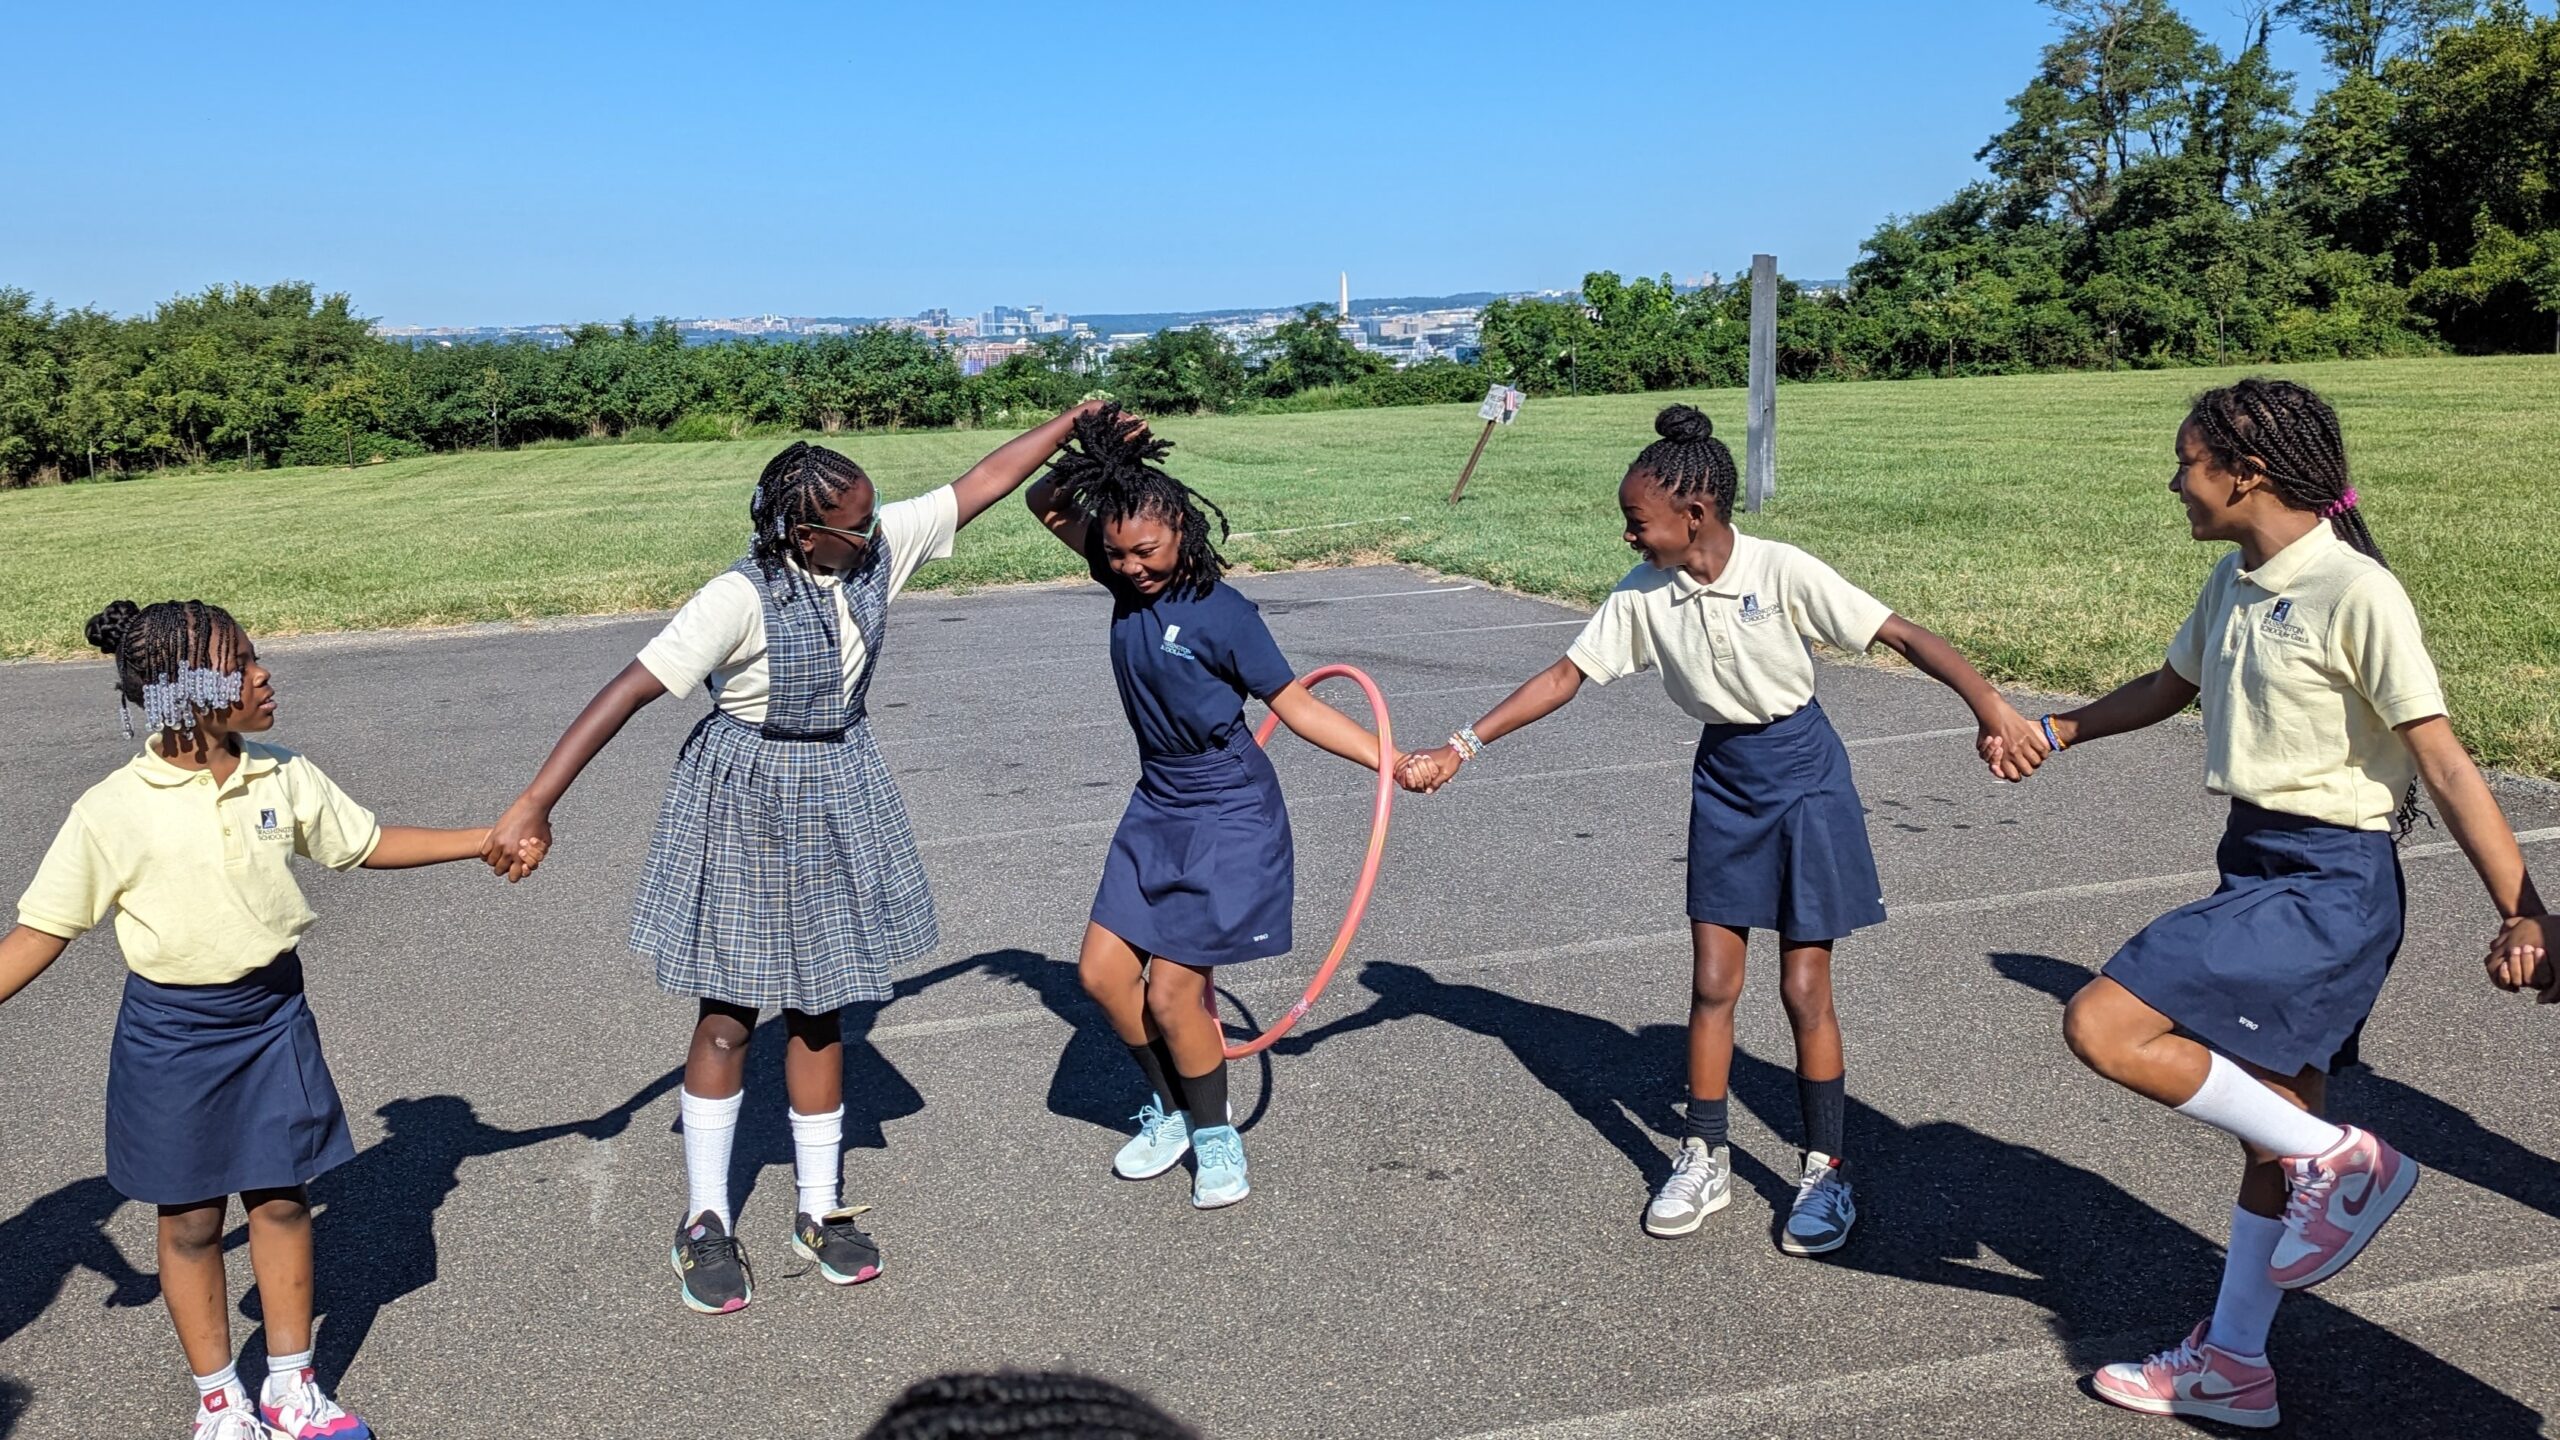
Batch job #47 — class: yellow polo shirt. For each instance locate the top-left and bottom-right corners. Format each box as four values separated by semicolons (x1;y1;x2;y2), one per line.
1568;535;1895;725
16;739;382;985
2165;525;2445;831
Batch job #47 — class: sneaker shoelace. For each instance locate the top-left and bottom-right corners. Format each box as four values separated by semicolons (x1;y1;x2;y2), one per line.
1660;1147;1716;1200
1794;1167;1847;1223
687;1228;749;1272
2144;1337;2206;1376
267;1374;351;1427
813;1210;873;1248
2282;1157;2335;1230
1196;1130;1243;1172
1131;1103;1178;1143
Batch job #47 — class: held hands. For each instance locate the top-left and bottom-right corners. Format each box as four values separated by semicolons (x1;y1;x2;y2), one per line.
1977;701;2052;784
1397;745;1464;794
484;797;554;884
2486;914;2554;1001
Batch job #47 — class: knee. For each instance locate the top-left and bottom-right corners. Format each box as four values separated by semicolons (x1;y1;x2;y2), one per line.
1078;955;1124;1004
2061;988;2119;1074
1144;974;1202;1027
160;1205;224;1256
1690;969;1743;1014
1778;967;1834;1025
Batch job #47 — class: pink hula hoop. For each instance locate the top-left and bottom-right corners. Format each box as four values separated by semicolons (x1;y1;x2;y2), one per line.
1205;664;1395;1060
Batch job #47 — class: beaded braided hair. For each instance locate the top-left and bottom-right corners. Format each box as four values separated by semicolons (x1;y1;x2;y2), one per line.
2186;378;2385;567
1627;404;1740;520
1043;403;1231;602
860;1369;1198;1440
748;441;874;587
2187;379;2426;835
86;599;247;739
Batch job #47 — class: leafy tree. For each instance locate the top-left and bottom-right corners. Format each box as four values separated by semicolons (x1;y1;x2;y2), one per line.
1106;328;1244;414
1249;306;1385;398
2276;0;2472;77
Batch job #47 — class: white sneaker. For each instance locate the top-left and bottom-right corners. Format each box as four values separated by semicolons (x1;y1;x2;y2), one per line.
1644;1139;1731;1237
191;1388;265;1440
1780;1152;1856;1255
260;1364;372;1438
1112;1100;1193;1180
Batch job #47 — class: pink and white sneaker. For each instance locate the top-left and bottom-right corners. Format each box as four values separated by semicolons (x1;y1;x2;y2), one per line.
260;1367;372;1439
2091;1321;2279;1429
2270;1125;2419;1291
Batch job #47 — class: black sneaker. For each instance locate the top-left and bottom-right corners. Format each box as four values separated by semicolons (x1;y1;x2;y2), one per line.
670;1210;754;1314
793;1207;883;1285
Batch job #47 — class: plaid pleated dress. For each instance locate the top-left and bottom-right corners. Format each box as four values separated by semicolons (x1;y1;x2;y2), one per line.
629;547;939;1011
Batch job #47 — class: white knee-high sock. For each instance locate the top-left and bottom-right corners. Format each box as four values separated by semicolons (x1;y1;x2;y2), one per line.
2174;1053;2345;1159
791;1105;844;1217
679;1088;743;1228
2207;1206;2287;1357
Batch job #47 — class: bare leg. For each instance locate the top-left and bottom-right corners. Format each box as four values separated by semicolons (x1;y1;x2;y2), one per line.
1077;922;1153;1047
1686;923;1748;1101
781;1007;843;1117
158;1198;233;1379
241;1187;314;1358
1775;939;1843;1083
685;999;756;1100
1143;959;1225;1080
2062;976;2212;1106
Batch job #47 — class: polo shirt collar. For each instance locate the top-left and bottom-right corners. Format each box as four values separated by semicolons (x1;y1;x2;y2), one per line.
1666;533;1756;601
132;735;272;787
2237;524;2339;593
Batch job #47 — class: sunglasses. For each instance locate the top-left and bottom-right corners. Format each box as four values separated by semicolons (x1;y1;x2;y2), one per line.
798;515;880;546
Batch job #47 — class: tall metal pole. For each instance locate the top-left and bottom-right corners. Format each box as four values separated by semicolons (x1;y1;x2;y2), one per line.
1745;253;1778;512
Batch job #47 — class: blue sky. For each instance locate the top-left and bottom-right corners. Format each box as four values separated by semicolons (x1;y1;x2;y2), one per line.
4;1;2340;326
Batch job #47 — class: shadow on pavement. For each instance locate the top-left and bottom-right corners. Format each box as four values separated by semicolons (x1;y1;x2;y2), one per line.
1278;954;2542;1433
963;947;1278;1136
0;1175;157;1350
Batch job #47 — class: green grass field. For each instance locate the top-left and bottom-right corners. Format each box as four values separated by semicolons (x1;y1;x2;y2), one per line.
6;356;2556;773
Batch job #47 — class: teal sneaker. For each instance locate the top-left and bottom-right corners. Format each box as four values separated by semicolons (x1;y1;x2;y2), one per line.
1113;1100;1193;1180
1190;1124;1250;1209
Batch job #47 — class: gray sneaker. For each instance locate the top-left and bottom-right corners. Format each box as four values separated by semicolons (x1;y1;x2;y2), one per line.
1644;1138;1731;1237
1781;1152;1856;1255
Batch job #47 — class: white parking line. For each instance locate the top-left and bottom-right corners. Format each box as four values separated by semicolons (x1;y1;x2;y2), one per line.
1460;1254;2560;1437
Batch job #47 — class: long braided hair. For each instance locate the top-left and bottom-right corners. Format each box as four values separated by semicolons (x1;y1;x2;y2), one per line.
748;441;873;585
85;599;247;738
2188;379;2425;834
2186;378;2385;568
861;1369;1197;1440
1043;403;1231;601
1628;404;1740;519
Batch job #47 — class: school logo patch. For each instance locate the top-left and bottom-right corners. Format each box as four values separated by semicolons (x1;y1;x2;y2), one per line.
1736;592;1783;625
1159;623;1197;661
2258;596;2310;644
255;807;289;843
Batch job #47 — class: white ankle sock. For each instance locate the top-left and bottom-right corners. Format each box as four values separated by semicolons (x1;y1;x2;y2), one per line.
2174;1053;2345;1159
791;1105;844;1217
262;1348;313;1396
194;1362;242;1400
2206;1206;2286;1357
679;1087;743;1228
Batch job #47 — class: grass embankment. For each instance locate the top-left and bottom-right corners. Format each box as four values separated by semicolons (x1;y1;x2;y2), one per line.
4;356;2554;772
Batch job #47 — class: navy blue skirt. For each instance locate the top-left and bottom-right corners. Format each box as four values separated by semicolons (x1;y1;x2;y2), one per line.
1687;700;1886;941
106;952;356;1205
2104;801;2405;1076
1091;741;1294;967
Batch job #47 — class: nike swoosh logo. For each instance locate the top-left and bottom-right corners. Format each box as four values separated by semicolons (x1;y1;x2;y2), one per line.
2187;1374;2256;1401
2336;1171;2376;1219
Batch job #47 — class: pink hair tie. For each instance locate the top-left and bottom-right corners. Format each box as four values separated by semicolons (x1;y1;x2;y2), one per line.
2321;488;2359;518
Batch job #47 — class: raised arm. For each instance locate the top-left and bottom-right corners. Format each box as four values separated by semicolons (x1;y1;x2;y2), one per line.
2049;664;2201;750
1023;471;1093;558
488;661;669;879
1872;615;2048;781
1397;656;1586;793
0;925;71;1007
952;399;1108;528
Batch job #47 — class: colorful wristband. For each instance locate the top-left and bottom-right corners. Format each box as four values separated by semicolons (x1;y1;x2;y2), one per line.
2039;715;2065;752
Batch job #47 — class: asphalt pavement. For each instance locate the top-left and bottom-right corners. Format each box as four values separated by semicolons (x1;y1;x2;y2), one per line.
2;565;2555;1438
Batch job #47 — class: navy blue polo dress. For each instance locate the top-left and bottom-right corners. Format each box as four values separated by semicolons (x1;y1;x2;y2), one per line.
1086;564;1300;968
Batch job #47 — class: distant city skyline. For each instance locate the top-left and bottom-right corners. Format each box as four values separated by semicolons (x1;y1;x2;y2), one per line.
1;3;2331;327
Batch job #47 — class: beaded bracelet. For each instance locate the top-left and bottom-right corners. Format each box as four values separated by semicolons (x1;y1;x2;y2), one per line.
1449;727;1486;761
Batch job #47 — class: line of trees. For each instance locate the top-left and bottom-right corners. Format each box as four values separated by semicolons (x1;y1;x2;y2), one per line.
1;0;2552;487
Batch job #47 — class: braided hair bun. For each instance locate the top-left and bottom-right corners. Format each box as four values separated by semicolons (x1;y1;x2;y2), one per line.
1630;404;1740;519
86;599;142;656
1656;404;1716;445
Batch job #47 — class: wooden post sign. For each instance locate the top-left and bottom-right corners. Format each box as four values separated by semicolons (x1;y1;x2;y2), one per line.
1448;384;1523;504
1745;252;1777;512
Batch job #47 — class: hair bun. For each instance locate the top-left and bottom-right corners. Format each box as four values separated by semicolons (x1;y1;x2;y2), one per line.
1070;402;1174;470
85;599;140;656
1655;404;1715;444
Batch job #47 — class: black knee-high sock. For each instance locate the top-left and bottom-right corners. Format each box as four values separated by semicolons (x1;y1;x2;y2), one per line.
1127;1041;1180;1112
1799;1073;1846;1160
1146;1033;1189;1111
1179;1061;1230;1128
1683;1095;1728;1148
